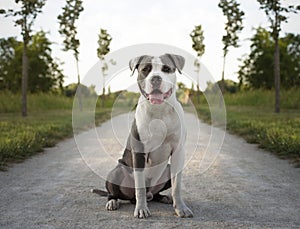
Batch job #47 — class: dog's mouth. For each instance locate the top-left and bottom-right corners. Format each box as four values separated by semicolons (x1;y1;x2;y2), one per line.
146;88;172;105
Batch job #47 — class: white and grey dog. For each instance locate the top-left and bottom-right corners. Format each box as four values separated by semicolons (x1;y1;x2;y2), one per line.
92;53;193;218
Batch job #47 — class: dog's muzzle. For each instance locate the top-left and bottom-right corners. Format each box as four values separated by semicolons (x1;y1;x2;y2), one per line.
146;88;173;105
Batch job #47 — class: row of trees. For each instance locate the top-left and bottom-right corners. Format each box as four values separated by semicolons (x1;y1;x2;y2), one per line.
194;27;300;93
190;0;299;113
1;0;113;115
1;0;299;115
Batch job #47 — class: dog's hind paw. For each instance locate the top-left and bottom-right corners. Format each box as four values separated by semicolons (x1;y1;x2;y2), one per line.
160;195;173;204
106;199;119;211
146;191;153;202
153;193;173;204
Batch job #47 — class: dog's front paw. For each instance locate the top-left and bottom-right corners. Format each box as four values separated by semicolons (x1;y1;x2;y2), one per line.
106;199;119;211
134;205;151;218
175;205;193;218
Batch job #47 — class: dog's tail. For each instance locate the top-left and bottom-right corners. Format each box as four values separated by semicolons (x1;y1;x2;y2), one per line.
91;188;108;196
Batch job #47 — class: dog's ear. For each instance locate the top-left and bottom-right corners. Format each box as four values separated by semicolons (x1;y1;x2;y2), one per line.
160;53;185;74
129;55;151;76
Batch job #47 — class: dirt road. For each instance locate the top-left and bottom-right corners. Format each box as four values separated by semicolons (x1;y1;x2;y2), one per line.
0;113;299;228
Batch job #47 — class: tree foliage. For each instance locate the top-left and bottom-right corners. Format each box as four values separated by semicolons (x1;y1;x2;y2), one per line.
2;0;46;44
97;29;112;60
190;25;205;58
206;79;239;94
190;25;205;104
257;0;298;41
218;0;244;57
97;29;113;107
238;27;300;89
0;32;65;93
57;0;83;62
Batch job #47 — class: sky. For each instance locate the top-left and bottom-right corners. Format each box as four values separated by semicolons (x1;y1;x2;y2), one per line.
1;0;299;92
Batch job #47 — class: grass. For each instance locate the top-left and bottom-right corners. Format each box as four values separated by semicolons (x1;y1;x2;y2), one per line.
1;88;299;170
0;91;112;170
0;92;74;113
195;88;300;166
224;88;300;109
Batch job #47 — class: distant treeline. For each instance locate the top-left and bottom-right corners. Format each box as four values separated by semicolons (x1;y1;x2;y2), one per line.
238;27;300;89
0;28;299;95
0;31;64;93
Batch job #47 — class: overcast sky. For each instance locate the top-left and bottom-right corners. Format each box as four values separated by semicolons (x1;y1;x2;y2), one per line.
1;0;299;90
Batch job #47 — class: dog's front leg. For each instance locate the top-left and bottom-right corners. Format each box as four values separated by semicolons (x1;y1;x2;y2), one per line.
133;153;151;218
130;119;151;218
171;148;193;218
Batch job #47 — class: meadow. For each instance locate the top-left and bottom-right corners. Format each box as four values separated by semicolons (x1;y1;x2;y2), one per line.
0;91;112;170
1;88;299;170
196;88;300;166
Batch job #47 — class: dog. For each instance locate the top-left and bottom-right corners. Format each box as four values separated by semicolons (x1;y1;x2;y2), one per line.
92;53;193;218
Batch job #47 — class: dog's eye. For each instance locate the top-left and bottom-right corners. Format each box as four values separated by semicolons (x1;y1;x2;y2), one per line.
162;65;174;73
141;65;152;73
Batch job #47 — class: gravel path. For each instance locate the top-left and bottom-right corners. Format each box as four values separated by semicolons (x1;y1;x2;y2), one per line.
0;113;299;228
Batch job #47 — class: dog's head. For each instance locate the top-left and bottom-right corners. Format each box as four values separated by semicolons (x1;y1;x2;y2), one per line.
129;53;185;105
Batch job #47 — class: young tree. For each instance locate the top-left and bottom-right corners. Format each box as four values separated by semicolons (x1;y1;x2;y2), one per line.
257;0;299;113
190;25;205;104
218;0;244;95
58;0;83;108
1;0;46;116
97;29;112;107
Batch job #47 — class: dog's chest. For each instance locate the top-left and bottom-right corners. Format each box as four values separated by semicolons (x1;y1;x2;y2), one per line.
136;107;181;157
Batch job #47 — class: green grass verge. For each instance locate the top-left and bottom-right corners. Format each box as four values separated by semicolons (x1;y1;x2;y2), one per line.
0;92;113;171
0;110;112;171
1;89;299;170
195;89;300;166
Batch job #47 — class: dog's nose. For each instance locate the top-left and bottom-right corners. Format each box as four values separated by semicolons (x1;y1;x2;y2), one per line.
151;75;162;88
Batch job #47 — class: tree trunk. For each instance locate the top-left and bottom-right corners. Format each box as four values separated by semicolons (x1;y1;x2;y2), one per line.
274;9;280;114
274;38;280;113
219;53;226;107
102;87;105;108
100;60;105;108
76;57;82;111
196;84;200;104
21;41;28;117
197;60;200;105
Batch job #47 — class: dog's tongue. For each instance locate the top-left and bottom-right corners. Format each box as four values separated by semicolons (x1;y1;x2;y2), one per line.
149;93;164;104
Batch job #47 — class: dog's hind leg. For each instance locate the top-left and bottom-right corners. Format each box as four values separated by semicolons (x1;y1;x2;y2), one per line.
105;164;124;211
152;180;173;204
105;181;120;211
105;162;136;210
